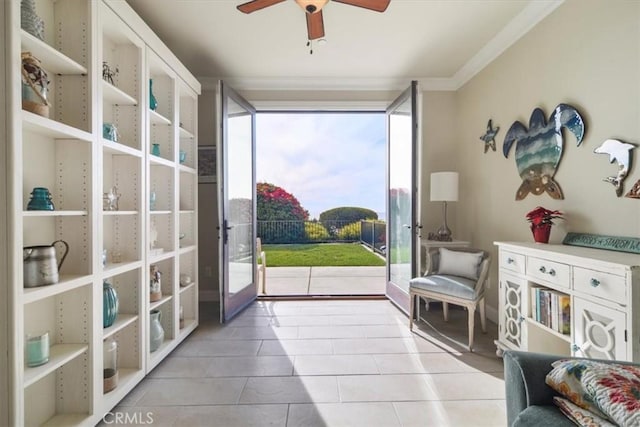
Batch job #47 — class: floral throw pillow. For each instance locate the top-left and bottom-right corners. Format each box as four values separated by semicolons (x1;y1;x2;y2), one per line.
546;359;640;427
581;362;640;427
546;359;609;419
553;397;616;427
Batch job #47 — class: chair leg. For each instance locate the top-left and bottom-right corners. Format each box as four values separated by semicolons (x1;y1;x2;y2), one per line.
467;305;476;351
442;302;449;322
409;293;414;330
479;298;486;333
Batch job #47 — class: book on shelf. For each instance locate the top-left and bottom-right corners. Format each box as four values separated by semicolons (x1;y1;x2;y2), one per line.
531;287;570;334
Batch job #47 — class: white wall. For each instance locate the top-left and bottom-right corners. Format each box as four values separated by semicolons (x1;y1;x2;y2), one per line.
451;0;640;313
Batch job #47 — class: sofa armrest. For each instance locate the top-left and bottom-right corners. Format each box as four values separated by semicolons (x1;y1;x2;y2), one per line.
504;351;563;425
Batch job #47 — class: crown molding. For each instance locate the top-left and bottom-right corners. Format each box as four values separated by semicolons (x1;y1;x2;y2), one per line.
198;0;563;93
450;0;564;90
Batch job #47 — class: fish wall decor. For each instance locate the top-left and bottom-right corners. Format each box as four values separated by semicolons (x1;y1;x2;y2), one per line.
503;104;585;200
594;139;636;197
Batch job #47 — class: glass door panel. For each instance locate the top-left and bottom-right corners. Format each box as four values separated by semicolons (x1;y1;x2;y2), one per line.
386;82;418;313
219;81;257;322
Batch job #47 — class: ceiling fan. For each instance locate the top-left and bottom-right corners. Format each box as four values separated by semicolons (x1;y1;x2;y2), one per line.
237;0;391;41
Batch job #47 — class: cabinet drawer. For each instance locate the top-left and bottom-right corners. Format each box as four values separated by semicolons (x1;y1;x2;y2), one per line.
500;250;525;274
527;256;570;288
574;267;626;304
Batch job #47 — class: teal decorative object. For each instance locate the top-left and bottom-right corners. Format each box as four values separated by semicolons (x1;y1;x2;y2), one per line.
151;143;161;156
149;79;158;111
103;281;119;328
27;187;54;210
503;104;585;200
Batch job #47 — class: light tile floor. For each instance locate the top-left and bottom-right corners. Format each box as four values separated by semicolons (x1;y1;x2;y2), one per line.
108;299;506;426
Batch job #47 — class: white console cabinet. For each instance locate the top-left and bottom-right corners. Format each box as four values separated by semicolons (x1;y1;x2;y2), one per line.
5;1;200;425
495;242;640;362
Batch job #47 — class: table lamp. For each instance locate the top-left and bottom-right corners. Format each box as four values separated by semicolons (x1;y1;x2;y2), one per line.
430;172;459;241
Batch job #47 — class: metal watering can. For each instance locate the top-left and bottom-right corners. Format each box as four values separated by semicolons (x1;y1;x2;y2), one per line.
23;240;69;287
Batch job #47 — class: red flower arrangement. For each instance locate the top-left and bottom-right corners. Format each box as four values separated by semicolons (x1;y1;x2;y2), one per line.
526;207;563;243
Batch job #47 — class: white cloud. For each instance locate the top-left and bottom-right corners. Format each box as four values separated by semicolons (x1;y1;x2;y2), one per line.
257;113;386;219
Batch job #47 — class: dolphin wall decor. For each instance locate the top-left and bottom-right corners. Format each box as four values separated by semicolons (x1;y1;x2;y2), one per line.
503;103;585;200
594;139;636;197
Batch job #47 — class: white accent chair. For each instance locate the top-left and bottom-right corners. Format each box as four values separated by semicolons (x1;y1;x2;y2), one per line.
256;237;267;294
409;247;491;351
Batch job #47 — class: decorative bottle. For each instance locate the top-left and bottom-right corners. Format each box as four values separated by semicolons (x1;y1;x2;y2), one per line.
103;280;119;328
149;79;158;111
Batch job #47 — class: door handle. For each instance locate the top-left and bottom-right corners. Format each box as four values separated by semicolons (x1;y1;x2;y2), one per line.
222;220;233;244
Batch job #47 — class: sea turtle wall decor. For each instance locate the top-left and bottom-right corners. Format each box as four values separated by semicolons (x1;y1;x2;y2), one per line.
594;139;636;197
503;103;585;200
480;119;500;153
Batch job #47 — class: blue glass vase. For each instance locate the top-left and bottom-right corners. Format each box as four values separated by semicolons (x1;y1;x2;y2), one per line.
149;79;158;111
27;187;54;210
103;281;119;328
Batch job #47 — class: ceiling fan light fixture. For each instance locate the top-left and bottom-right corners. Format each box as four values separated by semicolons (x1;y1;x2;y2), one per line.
295;0;329;14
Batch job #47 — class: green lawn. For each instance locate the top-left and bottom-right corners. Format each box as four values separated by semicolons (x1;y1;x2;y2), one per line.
263;243;386;267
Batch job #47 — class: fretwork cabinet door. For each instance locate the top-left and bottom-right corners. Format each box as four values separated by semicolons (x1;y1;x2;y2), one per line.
573;297;627;361
499;272;527;351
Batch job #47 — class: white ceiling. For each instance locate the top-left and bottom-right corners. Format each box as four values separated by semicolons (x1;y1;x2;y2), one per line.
125;0;563;90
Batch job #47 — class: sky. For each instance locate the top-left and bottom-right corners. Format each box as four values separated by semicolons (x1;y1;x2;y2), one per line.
256;112;386;220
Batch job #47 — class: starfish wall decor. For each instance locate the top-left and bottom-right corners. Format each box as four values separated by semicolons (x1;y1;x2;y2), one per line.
479;119;499;153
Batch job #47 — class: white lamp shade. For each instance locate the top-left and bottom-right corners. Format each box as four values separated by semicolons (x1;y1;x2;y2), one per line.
430;172;459;202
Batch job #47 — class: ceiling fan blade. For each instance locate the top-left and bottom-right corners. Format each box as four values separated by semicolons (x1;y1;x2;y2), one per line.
306;10;325;40
237;0;286;14
332;0;390;12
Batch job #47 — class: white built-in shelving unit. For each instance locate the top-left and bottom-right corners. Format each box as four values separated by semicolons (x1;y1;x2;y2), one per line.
6;0;200;425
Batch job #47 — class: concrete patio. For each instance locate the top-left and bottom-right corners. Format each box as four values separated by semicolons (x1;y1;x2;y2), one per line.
262;266;386;296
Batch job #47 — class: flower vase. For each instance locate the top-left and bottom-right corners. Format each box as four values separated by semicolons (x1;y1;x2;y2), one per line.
531;224;552;244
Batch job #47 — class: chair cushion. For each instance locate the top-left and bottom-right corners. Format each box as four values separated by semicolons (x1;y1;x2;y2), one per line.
437;248;484;280
410;274;477;300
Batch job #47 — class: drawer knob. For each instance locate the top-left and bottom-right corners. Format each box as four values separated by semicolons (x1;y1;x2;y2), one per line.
507;258;515;264
549;269;556;277
539;266;546;274
590;278;600;287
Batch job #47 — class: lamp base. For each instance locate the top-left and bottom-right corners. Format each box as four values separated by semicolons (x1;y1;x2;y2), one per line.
428;228;452;242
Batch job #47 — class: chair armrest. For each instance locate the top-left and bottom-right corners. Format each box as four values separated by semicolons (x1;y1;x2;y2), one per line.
504;350;562;425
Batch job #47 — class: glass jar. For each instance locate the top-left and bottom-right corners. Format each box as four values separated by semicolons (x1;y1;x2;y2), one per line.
103;338;118;393
26;187;54;211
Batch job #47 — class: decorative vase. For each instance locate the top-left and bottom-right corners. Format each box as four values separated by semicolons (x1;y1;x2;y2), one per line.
149;309;164;352
149;79;158;111
21;52;50;117
531;224;552;244
27;187;54;211
151;143;161;156
103;281;119;328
